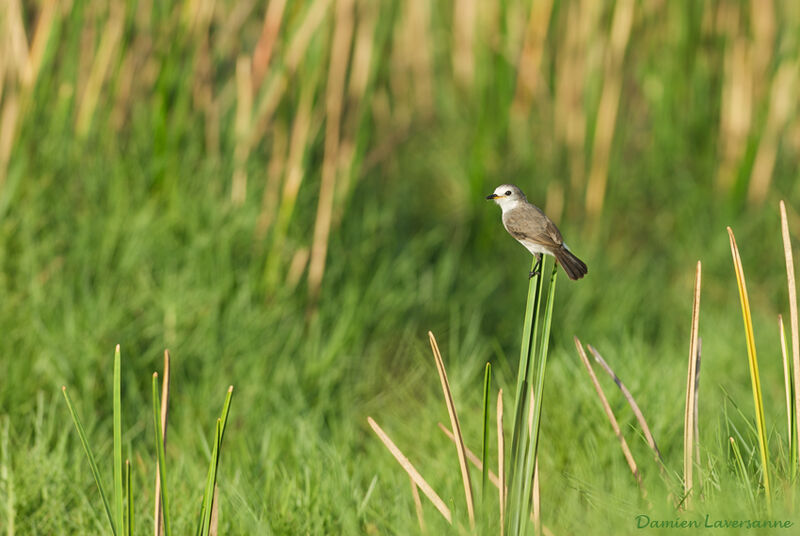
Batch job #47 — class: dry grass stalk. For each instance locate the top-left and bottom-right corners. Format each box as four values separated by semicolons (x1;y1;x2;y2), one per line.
587;344;666;470
210;484;219;536
716;29;752;192
780;201;800;458
780;315;792;446
497;389;505;536
452;0;476;88
252;0;288;90
510;0;553;117
747;60;797;204
308;0;356;302
428;332;475;527
232;55;253;205
154;350;171;536
410;476;426;533
367;417;452;524
437;422;502;490
75;3;125;137
683;261;701;508
333;0;380;219
585;0;634;219
255;123;288;243
575;337;641;485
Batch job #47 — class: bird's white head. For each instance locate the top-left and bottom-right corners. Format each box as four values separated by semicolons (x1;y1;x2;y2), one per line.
486;184;526;212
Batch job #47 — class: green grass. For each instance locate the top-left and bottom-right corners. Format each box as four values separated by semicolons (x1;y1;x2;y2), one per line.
2;0;800;533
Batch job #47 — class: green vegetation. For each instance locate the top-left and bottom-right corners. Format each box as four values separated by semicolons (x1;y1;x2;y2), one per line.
2;0;800;533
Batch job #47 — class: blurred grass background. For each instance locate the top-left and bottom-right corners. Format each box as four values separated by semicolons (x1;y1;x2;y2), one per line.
1;0;800;533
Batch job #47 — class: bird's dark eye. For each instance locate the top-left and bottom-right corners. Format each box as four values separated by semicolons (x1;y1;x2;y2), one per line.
505;190;511;196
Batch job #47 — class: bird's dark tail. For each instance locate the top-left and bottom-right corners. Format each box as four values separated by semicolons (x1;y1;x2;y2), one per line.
554;247;588;280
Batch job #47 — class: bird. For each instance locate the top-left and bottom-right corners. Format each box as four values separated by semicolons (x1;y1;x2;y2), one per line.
486;184;588;280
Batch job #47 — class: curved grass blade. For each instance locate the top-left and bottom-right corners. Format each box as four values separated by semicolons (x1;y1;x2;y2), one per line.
62;386;117;535
113;345;123;534
152;373;172;536
728;227;771;511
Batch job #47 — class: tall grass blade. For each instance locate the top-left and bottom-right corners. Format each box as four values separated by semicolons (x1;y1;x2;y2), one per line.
125;459;133;536
155;350;171;536
575;338;640;486
62;386;117;535
684;261;701;507
780;200;800;474
497;389;505;536
367;417;452;524
728;227;771;510
199;386;234;536
428;331;475;528
508;258;544;535
113;345;123;534
481;362;492;501
199;419;222;536
518;261;558;536
152;373;172;536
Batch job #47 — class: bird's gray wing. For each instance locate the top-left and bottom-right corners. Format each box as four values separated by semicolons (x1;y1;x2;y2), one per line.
503;204;563;247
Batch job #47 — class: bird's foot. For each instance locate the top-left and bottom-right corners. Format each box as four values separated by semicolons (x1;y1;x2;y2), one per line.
528;258;542;279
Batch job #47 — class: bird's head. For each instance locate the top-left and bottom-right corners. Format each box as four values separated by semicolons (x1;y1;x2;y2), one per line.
486;184;526;209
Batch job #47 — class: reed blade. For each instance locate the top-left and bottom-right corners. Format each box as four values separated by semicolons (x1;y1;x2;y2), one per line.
728;227;771;510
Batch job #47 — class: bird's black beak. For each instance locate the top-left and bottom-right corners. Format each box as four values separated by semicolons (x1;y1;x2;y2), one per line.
486;194;498;200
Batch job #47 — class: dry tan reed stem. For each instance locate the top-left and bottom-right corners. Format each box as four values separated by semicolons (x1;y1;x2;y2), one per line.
533;456;541;536
286;0;333;71
585;0;634;219
452;0;476;88
209;483;220;535
575;337;641;485
154;350;171;536
308;0;355;302
780;201;800;459
22;0;57;90
748;61;797;204
0;93;19;190
683;261;701;508
333;0;380;218
437;422;502;490
367;417;452;524
232;56;253;205
428;332;475;527
511;0;553;116
587;344;665;468
410;476;426;533
780;315;792;446
76;3;125;137
716;32;752;192
497;389;505;536
252;0;287;89
255;123;288;242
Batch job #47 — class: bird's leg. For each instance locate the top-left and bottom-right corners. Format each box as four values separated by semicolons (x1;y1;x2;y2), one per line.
529;254;542;279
